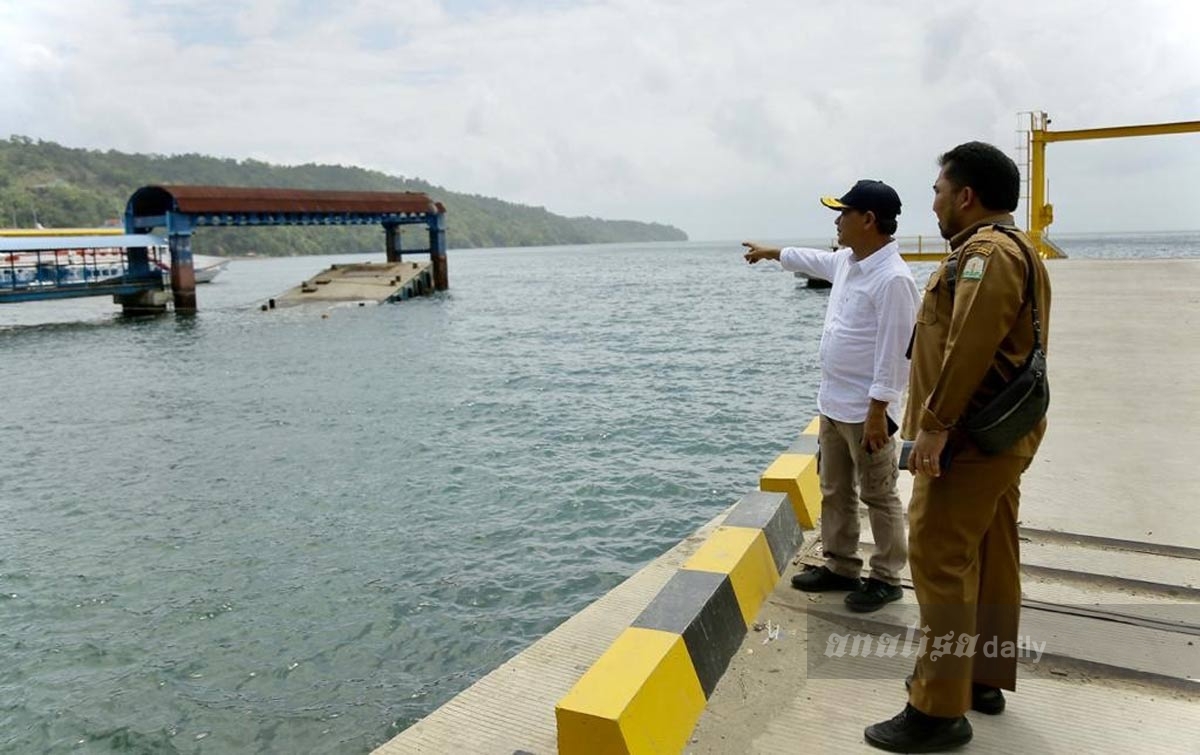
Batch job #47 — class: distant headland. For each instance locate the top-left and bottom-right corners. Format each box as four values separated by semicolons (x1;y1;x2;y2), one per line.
0;135;688;256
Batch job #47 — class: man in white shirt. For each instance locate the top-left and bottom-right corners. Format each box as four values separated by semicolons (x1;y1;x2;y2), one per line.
743;180;920;612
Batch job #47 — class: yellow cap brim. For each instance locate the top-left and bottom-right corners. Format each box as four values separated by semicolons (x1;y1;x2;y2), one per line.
820;196;849;210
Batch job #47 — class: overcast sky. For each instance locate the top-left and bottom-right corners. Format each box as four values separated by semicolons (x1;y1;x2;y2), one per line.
2;0;1197;241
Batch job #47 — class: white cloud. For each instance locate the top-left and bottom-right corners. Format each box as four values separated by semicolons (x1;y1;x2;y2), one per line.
1;0;1197;239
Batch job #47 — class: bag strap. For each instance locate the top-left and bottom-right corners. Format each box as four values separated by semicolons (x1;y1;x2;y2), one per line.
989;224;1044;352
908;224;1044;359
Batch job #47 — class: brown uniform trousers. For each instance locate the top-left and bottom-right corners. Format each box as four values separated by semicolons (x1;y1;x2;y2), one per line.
902;214;1052;717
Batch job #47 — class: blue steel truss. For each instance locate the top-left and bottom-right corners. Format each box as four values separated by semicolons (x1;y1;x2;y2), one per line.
123;186;448;313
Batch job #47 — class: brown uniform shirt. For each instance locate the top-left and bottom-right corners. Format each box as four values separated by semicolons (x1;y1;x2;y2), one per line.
903;214;1052;458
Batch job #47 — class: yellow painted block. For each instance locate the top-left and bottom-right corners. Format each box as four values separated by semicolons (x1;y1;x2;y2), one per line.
803;416;821;435
760;453;822;529
556;627;707;755
682;526;779;627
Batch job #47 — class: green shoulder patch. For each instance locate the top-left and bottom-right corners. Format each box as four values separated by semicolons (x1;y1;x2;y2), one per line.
961;255;986;281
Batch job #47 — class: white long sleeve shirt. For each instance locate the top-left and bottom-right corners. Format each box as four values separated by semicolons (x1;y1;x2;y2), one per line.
779;240;920;424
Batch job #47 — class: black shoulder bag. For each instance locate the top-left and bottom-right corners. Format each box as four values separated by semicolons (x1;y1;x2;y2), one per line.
958;227;1049;454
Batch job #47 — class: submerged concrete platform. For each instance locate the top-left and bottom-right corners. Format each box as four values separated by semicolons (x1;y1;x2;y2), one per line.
272;260;434;307
374;258;1200;754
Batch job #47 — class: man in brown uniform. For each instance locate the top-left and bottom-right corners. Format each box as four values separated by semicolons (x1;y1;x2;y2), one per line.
865;141;1052;753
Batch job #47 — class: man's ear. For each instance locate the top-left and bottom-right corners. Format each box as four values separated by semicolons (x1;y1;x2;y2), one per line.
864;210;877;230
958;185;976;211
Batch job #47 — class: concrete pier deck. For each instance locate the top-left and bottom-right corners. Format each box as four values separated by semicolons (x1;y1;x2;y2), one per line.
374;258;1200;754
272;260;434;306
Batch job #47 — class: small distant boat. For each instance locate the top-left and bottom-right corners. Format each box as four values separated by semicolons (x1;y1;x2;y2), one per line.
163;255;228;284
794;271;832;289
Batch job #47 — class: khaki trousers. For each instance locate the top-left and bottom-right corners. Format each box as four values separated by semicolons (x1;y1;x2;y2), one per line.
817;415;906;585
907;450;1029;717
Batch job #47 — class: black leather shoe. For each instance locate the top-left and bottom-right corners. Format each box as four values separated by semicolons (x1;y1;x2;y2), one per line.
904;676;1007;715
844;577;903;612
970;684;1005;714
864;704;972;752
790;565;862;592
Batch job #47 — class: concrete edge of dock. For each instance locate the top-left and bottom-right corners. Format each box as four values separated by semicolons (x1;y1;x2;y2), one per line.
552;488;803;754
375;258;1200;755
372;508;730;754
375;411;821;755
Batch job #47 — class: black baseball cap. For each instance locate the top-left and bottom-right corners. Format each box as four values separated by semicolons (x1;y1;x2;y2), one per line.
820;179;902;219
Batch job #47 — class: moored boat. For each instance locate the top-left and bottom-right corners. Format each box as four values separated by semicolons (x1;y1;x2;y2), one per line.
0;237;227;289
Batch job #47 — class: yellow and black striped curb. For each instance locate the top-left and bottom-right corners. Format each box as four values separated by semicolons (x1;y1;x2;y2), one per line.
759;416;821;529
555;486;805;754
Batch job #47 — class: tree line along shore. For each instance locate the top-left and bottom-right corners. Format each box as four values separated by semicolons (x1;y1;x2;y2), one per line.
0;136;687;257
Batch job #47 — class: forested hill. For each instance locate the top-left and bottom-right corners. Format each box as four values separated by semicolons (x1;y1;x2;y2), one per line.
0;136;687;256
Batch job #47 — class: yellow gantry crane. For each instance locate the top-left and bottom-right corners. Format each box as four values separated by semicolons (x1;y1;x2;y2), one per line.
1023;112;1200;259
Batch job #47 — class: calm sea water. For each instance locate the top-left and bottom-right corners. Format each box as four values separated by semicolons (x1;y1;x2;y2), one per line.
2;232;1197;754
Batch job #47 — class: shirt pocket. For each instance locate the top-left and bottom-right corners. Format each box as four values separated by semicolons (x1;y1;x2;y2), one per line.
844;290;877;329
916;267;942;325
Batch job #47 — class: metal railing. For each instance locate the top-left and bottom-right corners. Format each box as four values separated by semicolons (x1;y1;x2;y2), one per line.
897;235;951;258
0;246;168;289
0;240;169;303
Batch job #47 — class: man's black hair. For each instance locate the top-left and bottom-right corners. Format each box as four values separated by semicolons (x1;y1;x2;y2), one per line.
938;141;1021;212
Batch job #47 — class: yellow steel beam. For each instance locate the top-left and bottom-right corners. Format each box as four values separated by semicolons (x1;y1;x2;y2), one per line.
1028;114;1200;260
901;252;948;262
1030;123;1053;257
1042;120;1200;143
